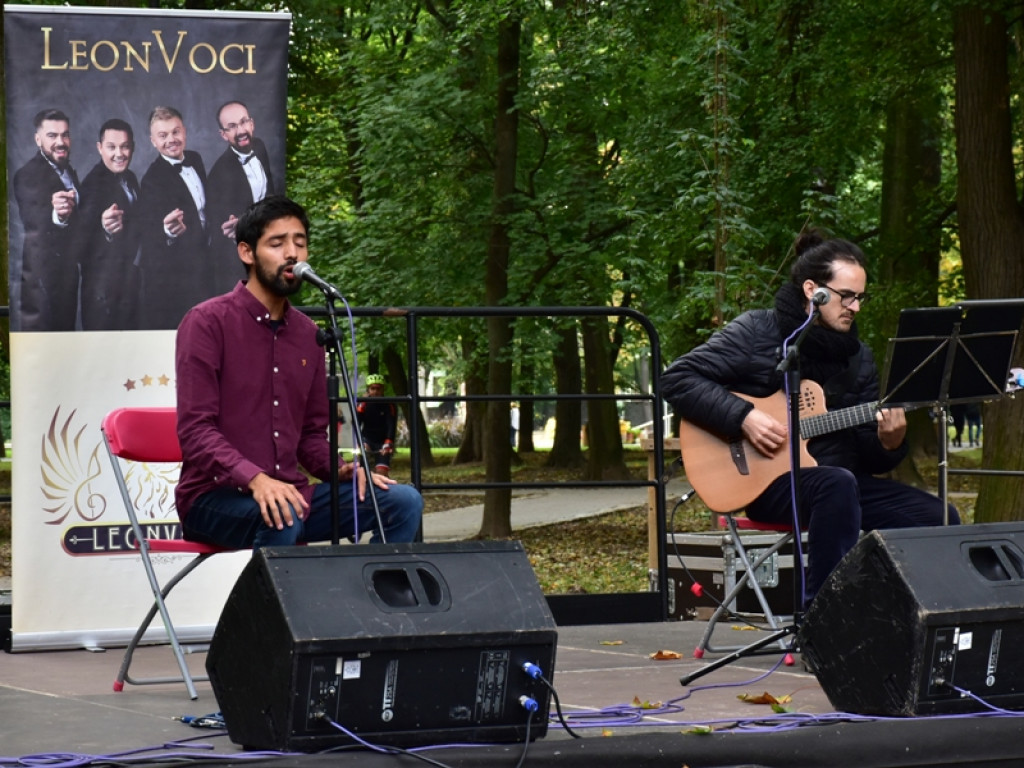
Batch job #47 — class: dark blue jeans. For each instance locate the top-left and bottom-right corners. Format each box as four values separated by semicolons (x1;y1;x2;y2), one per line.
746;466;960;604
182;479;423;549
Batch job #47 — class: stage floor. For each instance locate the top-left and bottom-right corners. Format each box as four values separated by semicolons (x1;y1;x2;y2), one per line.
2;618;1022;768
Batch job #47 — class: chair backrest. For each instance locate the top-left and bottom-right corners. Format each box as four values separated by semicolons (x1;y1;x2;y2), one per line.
102;407;181;463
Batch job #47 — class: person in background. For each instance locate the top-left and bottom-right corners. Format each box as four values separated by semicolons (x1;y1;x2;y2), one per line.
175;196;422;548
356;374;398;476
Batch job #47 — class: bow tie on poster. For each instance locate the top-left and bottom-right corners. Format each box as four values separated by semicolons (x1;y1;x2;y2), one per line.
175;158;195;173
240;152;256;165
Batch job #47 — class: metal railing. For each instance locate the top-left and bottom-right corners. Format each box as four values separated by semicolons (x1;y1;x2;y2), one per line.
306;304;670;625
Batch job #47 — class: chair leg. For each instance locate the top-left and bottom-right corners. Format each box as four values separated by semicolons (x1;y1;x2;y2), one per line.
694;520;794;657
113;551;214;700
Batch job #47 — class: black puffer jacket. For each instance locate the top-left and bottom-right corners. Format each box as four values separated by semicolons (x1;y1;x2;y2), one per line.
660;307;907;476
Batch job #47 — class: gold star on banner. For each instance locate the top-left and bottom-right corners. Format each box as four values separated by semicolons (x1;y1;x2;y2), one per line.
141;375;153;387
159;374;170;386
124;379;136;391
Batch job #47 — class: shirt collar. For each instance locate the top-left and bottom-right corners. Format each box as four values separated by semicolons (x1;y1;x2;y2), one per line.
234;280;291;325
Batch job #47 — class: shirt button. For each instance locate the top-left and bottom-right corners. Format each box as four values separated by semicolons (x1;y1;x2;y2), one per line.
274;431;279;438
274;366;279;373
273;400;279;407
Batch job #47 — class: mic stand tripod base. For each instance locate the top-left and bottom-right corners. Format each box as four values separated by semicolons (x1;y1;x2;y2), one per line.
679;624;797;687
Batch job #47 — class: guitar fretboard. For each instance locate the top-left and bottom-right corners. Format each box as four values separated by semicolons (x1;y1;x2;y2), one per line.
800;401;880;439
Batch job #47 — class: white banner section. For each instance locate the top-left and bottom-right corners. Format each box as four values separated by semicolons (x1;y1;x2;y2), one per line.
10;332;249;651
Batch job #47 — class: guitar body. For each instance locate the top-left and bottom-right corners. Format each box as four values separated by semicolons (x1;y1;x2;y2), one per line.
679;382;829;513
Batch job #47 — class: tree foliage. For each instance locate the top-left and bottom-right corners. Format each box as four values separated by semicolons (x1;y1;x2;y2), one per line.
6;0;1024;525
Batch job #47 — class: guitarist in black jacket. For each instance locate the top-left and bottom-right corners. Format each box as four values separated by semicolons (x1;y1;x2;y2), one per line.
661;230;958;605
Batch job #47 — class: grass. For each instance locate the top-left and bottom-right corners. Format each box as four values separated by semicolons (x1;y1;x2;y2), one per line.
0;446;982;594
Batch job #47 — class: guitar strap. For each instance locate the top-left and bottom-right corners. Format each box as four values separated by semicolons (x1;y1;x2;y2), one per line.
822;347;864;407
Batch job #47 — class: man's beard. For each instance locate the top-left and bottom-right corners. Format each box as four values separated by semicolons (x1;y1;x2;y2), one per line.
44;148;69;168
253;255;302;298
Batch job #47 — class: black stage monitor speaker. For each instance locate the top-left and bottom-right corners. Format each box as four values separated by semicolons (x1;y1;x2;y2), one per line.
799;522;1024;716
206;541;557;751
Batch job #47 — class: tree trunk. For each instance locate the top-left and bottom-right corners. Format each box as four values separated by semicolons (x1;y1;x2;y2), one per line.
546;323;585;468
953;5;1024;522
581;317;629;481
478;15;520;539
382;346;433;468
877;88;943;488
517;352;535;453
454;332;486;463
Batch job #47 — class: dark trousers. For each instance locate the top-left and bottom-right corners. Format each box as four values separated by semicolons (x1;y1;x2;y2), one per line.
746;466;960;604
182;480;422;549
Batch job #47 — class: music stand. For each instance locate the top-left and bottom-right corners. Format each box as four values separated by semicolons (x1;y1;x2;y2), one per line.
880;299;1024;519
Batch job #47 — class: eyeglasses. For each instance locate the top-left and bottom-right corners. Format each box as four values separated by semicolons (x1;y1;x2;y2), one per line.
222;116;253;132
818;283;871;308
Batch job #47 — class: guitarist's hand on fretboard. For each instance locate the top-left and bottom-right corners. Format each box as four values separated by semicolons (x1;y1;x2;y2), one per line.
741;408;788;458
875;407;907;450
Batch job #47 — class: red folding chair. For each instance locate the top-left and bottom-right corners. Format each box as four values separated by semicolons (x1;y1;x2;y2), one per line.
102;407;237;700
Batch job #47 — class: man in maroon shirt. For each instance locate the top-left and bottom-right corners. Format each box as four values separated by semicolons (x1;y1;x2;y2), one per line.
175;196;422;547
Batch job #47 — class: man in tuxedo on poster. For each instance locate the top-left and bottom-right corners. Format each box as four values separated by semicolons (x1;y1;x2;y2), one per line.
138;105;212;329
661;230;959;605
13;108;82;332
76;119;143;330
206;100;278;294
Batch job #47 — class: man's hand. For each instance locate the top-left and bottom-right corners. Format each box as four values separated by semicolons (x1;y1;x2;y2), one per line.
221;214;238;240
52;189;76;223
876;407;907;451
101;203;124;235
381;440;394;456
340;461;396;501
248;472;308;530
741;408;788;458
163;208;186;237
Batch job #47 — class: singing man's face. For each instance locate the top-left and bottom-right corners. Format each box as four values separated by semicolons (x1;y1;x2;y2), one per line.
35;119;71;168
97;129;134;174
150;116;187;161
244;215;308;298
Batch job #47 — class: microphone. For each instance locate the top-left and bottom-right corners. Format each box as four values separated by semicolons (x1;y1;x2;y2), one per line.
292;262;343;299
811;287;831;306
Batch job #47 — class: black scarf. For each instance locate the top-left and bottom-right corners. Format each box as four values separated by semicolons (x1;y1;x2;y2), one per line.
774;282;861;388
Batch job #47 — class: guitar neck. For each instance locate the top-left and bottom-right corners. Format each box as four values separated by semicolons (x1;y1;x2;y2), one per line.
800;401;880;439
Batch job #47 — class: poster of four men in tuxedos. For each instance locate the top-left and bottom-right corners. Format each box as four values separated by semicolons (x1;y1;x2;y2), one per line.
5;11;288;333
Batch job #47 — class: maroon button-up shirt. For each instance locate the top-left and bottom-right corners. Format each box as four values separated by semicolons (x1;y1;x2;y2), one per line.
174;282;330;520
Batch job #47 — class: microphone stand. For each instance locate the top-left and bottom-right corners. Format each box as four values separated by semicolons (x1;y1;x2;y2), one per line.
680;302;820;687
312;287;386;546
775;306;816;626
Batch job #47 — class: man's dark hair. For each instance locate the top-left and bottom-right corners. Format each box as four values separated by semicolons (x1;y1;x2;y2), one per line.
33;109;70;129
790;228;867;286
98;118;134;144
236;195;309;248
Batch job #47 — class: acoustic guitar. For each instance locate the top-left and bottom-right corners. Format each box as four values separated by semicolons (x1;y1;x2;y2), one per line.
679;380;892;513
